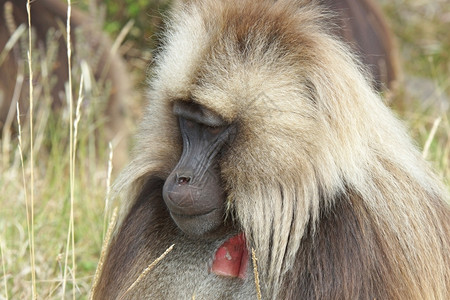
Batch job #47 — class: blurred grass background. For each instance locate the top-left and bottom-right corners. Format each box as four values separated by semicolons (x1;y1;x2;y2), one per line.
0;0;449;298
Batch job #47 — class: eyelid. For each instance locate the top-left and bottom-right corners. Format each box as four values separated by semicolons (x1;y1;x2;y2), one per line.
173;101;225;127
180;116;226;136
207;125;225;135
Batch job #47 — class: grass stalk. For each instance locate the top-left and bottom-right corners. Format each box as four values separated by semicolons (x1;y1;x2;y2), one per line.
103;142;114;237
423;117;442;159
17;103;33;298
25;1;37;299
62;0;76;298
120;244;175;299
0;24;26;67
252;248;262;300
1;60;24;167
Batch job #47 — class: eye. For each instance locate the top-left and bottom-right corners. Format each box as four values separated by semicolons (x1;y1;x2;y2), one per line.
207;126;225;135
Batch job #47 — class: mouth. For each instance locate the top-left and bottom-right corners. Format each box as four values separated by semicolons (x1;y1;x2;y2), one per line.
211;233;249;279
170;208;218;219
169;207;225;237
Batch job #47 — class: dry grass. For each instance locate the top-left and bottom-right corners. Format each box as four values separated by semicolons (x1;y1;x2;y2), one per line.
0;1;116;298
119;244;175;299
251;248;262;300
0;0;449;299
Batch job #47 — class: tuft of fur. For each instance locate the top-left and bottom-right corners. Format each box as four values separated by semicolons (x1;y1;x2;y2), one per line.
94;1;450;299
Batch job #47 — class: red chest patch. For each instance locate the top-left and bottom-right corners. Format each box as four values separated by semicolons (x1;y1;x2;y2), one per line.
211;233;248;279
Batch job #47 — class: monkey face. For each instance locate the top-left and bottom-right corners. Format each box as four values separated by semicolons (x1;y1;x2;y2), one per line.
162;101;236;237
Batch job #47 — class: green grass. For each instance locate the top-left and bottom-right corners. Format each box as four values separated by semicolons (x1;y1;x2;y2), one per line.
0;0;449;298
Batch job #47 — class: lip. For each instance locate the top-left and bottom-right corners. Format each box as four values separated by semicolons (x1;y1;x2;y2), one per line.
170;208;218;219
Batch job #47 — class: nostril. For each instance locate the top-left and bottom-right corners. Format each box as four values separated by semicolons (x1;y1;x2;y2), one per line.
177;176;191;185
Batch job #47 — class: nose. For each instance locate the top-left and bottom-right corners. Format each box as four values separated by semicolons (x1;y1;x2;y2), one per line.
176;173;192;185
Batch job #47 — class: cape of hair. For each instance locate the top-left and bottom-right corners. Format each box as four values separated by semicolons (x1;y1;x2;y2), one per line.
110;0;450;298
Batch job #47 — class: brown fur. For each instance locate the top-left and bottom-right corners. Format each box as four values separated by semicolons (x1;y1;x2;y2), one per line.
322;0;400;91
93;1;449;299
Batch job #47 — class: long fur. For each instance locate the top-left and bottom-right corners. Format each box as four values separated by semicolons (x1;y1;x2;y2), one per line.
94;0;450;299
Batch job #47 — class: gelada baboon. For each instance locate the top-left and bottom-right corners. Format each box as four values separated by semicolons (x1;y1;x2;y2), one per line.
93;0;449;299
